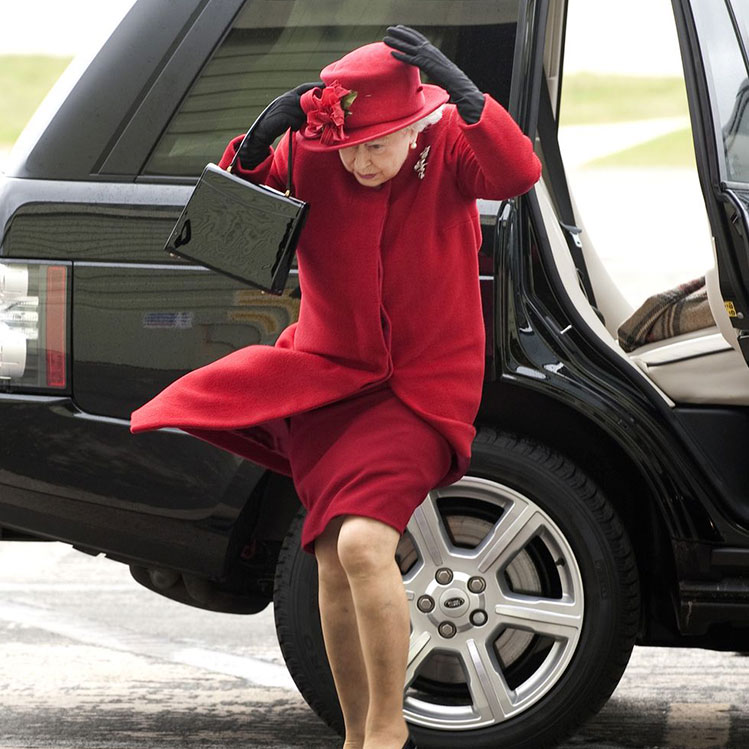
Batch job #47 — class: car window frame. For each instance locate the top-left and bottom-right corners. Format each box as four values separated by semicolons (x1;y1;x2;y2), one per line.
104;0;246;184
674;0;749;360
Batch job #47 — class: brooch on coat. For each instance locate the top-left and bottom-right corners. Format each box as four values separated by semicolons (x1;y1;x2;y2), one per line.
414;146;431;180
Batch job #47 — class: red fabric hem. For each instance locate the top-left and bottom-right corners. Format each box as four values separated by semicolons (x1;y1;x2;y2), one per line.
180;424;293;477
301;507;411;556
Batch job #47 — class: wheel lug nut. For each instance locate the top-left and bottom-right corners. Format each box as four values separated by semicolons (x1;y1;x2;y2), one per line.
417;595;435;613
435;567;453;585
438;621;457;638
470;609;488;627
467;576;486;593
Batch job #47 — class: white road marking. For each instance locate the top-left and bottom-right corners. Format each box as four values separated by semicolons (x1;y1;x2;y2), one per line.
0;600;296;691
666;702;732;748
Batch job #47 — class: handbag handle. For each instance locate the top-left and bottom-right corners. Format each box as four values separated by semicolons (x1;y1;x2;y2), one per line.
226;94;295;197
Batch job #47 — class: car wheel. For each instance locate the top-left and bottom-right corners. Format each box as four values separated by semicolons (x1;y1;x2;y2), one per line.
273;429;640;748
274;508;344;735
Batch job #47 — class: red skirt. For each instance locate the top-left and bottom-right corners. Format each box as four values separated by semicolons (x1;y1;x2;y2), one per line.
287;383;453;555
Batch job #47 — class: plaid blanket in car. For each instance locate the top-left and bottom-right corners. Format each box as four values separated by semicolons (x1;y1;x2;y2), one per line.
617;276;715;353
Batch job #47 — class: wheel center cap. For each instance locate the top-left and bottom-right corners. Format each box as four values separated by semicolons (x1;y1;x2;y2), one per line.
439;587;469;618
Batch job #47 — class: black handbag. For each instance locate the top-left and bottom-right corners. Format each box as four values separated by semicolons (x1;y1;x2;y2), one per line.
164;100;308;296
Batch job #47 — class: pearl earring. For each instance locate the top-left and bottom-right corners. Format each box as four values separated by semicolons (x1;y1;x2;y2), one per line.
410;141;418;149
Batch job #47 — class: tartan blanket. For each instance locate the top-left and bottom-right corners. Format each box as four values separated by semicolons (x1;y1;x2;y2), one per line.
617;276;715;353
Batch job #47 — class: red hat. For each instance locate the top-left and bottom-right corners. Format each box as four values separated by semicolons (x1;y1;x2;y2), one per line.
299;42;449;151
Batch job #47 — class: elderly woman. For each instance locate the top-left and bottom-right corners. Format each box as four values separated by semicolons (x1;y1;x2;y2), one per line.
131;26;540;749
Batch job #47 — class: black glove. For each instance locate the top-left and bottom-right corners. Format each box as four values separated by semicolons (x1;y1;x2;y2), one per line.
237;81;322;169
384;25;484;124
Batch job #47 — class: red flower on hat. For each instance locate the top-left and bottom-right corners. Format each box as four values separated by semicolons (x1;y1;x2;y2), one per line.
300;80;357;145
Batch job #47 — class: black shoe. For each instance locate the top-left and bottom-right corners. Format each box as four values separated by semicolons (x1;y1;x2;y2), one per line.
401;739;417;749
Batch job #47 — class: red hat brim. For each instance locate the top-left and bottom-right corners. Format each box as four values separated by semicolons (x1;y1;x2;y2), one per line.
299;83;449;152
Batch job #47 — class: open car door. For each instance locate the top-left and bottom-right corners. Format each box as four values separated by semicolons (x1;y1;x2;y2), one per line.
674;0;749;365
491;0;549;378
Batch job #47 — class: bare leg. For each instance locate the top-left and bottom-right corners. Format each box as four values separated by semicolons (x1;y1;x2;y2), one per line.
315;517;370;749
337;516;410;749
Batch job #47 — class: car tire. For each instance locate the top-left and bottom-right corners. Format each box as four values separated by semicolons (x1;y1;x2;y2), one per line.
273;428;640;748
273;508;345;736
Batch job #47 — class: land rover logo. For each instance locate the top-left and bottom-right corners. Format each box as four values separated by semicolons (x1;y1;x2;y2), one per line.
444;596;465;609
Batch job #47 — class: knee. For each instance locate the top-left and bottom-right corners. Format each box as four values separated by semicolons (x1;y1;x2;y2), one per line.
315;518;348;588
337;516;400;580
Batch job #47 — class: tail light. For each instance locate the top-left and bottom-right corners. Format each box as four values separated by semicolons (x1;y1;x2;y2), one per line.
0;261;69;392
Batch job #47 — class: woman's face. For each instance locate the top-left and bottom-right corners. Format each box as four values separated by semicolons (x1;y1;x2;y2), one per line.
338;126;416;188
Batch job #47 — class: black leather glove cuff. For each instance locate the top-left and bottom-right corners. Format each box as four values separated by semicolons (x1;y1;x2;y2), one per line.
236;140;272;171
237;82;321;170
451;85;485;125
237;104;302;170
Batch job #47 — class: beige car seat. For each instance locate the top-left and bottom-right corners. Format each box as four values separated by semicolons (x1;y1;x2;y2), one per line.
536;176;749;405
623;267;749;405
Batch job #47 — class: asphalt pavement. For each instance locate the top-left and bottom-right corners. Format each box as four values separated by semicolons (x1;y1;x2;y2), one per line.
0;543;747;749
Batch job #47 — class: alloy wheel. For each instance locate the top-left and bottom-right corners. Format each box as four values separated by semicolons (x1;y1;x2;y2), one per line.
398;475;584;730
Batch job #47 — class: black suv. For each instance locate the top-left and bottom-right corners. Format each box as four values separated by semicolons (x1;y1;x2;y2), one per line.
1;2;748;747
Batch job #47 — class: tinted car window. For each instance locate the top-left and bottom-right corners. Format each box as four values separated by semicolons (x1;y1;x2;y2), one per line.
692;0;749;182
142;0;519;177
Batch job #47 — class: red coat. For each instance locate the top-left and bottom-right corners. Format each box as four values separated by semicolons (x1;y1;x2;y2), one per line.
130;95;541;487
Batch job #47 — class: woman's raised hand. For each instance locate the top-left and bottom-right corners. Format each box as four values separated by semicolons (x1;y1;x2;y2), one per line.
238;81;322;169
383;25;484;124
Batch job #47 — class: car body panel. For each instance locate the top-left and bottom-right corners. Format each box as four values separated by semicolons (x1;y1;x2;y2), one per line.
0;0;748;646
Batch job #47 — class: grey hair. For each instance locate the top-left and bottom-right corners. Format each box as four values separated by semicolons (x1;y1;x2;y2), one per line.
410;105;445;133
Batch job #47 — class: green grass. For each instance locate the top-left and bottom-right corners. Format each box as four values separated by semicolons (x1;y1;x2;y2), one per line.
585;127;695;168
0;55;72;147
559;73;690;126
